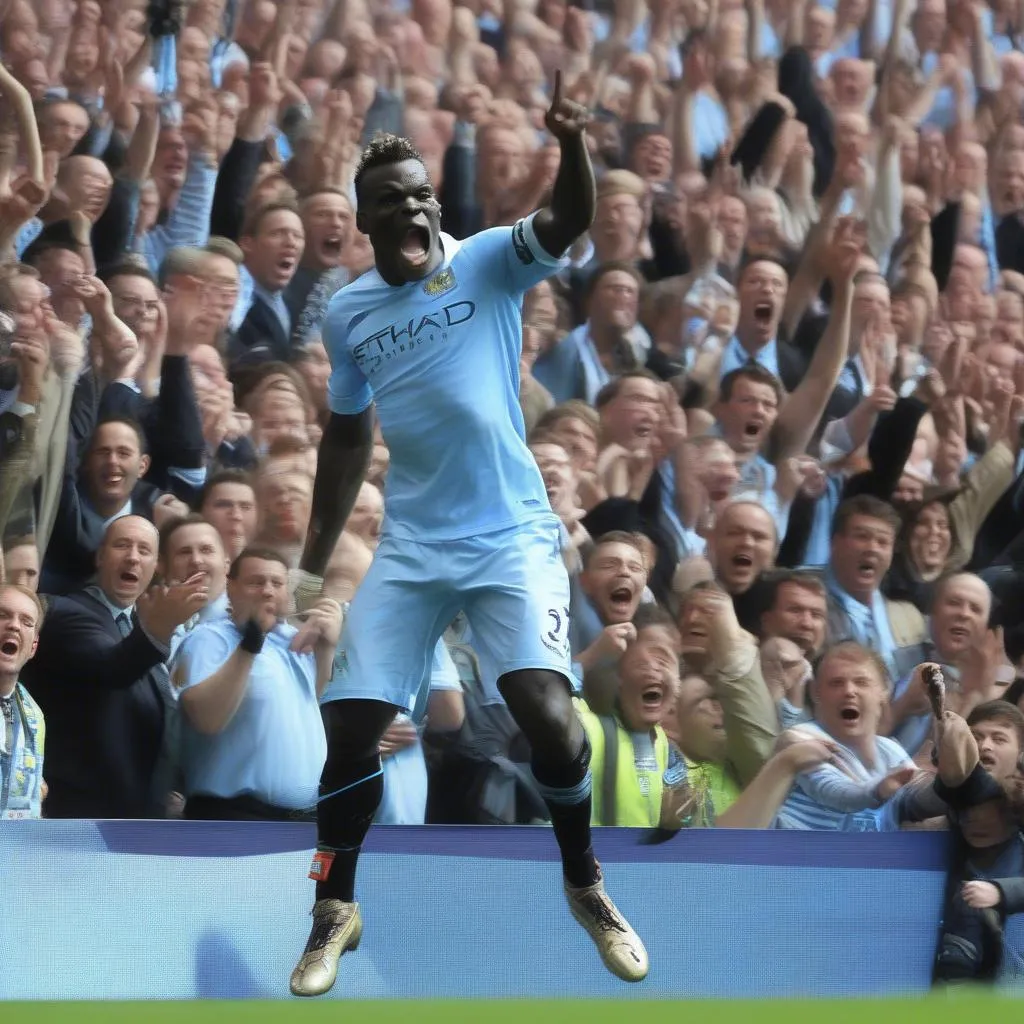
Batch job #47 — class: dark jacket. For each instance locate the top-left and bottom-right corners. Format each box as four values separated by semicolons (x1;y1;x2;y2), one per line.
21;588;169;819
228;294;292;367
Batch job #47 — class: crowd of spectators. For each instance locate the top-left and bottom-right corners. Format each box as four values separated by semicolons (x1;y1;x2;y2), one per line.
2;0;1024;930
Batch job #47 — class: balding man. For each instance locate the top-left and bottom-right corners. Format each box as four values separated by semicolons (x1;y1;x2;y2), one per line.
55;155;114;224
888;573;1011;758
22;516;208;818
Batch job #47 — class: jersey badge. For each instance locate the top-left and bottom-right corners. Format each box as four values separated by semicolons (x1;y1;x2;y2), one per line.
423;267;456;298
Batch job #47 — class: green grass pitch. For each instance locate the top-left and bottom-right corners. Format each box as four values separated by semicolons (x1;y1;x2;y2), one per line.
12;997;1019;1024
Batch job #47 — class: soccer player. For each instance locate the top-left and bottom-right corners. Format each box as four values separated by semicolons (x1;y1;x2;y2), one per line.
287;74;649;996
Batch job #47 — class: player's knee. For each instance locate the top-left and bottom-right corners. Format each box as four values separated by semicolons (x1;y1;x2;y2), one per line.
499;669;582;758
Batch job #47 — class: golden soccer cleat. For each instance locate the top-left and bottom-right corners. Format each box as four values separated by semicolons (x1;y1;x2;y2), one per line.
565;872;649;982
289;899;363;997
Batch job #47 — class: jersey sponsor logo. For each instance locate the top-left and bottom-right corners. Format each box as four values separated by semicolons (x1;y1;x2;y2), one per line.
512;220;534;266
423;267;456;297
352;300;477;373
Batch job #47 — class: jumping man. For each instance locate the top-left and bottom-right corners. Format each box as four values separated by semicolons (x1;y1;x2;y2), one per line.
288;72;649;996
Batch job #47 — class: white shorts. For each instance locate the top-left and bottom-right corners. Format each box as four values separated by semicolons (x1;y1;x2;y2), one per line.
320;516;573;712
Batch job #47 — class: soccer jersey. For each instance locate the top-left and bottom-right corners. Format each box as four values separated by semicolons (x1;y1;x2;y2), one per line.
323;213;566;542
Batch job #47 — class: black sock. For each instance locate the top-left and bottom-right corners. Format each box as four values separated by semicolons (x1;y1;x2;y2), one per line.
532;738;599;889
313;753;384;903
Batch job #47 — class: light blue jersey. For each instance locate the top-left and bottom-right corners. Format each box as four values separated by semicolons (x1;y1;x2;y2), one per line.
320;214;575;712
324;212;564;542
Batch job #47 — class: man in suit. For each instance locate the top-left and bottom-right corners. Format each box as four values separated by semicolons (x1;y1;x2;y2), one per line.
229;202;306;367
41;417;164;594
22;516;208;819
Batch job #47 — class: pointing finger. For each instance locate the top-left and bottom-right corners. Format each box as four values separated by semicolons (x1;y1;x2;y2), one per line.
551;69;563;109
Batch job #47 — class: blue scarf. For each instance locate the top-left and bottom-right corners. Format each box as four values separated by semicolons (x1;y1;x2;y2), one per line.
825;570;900;681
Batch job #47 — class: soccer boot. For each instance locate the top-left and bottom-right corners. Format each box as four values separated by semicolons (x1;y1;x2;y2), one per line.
289;898;363;997
565;869;649;982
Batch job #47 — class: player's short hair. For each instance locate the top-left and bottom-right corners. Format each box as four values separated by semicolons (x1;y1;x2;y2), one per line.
831;495;901;539
354;133;426;205
718;364;784;404
228;546;290;580
594;370;661;410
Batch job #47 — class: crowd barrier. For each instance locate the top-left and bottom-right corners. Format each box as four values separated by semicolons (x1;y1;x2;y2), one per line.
1;821;1022;1000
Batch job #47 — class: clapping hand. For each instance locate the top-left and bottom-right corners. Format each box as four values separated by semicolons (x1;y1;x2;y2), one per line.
137;573;211;644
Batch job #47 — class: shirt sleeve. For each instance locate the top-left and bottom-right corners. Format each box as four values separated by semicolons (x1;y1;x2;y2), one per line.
464;212;571;296
324;301;374;416
172;626;236;696
795;764;883;812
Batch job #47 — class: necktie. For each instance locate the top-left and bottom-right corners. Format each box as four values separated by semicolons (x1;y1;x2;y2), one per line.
116;612;132;638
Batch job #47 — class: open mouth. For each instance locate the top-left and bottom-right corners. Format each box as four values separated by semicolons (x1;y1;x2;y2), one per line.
948;626;970;642
753;302;774;326
608;585;635;614
743;420;763;438
0;638;19;657
856;559;877;581
277;256;297;276
840;707;860;723
732;553;754;572
400;226;431;267
119;570;140;587
322;234;344;257
641;685;664;708
979;754;997;770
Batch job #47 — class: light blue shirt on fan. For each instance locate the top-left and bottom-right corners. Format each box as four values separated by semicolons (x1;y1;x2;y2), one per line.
172;618;326;810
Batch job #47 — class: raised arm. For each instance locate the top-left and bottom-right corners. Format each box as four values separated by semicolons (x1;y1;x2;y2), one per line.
772;219;860;460
531;71;597;260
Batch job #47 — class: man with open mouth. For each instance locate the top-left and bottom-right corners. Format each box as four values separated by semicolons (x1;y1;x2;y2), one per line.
774;642;924;830
707;220;864;540
887;572;1013;761
825;494;929;688
289;74;651;996
21;516;208;819
0;583;46;820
